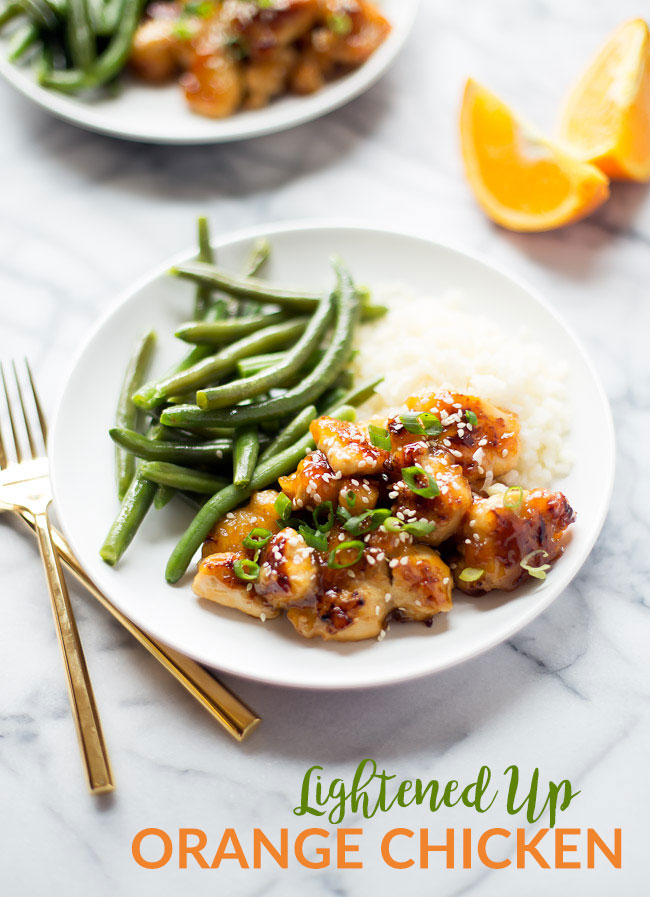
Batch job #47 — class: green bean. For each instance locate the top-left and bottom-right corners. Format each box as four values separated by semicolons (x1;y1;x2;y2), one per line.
140;462;229;496
233;426;259;487
170;261;320;313
134;318;308;410
110;427;232;466
162;260;359;429
259;404;317;462
89;0;120;34
115;330;156;501
67;0;95;71
245;238;270;279
8;20;39;61
100;471;157;566
17;0;57;28
165;404;357;583
197;291;334;410
194;216;214;321
0;3;20;28
175;310;287;345
39;0;143;91
236;351;286;378
171;261;387;322
153;485;175;510
324;376;384;413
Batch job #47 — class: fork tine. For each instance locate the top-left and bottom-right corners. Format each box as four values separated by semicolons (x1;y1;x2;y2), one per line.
1;362;22;463
12;360;37;460
25;359;47;445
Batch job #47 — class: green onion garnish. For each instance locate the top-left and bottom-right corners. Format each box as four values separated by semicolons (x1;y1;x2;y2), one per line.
368;424;392;451
458;567;484;583
420;412;443;437
274;493;291;522
465;410;478;426
402;466;440;499
242;528;273;551
328;540;365;569
381;517;436;538
403;520;436;538
399;412;426;435
312;501;334;532
299;525;328;552
327;11;353;35
337;505;352;523
345;490;357;508
503;486;524;513
520;550;551;580
233;558;260;582
344;508;391;536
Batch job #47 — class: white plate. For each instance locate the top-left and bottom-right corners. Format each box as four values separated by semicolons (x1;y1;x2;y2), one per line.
0;1;418;144
50;222;615;689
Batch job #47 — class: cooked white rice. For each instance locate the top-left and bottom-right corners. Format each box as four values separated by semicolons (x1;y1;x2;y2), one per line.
353;285;573;489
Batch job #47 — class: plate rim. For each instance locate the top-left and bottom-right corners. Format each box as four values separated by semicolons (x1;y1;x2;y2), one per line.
0;0;420;144
50;219;616;690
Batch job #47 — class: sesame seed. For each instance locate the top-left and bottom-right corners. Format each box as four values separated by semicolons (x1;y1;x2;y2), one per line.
260;612;267;623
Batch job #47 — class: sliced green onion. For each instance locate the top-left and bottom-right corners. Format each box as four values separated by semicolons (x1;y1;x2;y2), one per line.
402;466;440;499
328;540;365;569
465;410;478;426
459;567;484;583
337;505;352;523
368;424;391;451
520;550;551;580
327;11;353;35
243;527;273;551
274;493;291;522
503;486;524;514
299;525;328;552
344;508;391;536
313;500;334;532
399;412;426;435
233;558;260;581
345;490;357;508
382;516;436;538
420;413;443;437
403;520;436;538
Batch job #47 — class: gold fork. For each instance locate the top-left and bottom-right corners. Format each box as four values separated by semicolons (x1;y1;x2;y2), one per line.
0;360;114;793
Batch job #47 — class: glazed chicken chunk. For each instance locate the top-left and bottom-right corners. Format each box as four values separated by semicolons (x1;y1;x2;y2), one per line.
311;415;388;476
193;390;574;643
386;441;472;546
279;449;379;511
288;542;393;641
194;552;280;619
256;528;318;610
404;390;521;484
131;0;390;118
453;489;576;594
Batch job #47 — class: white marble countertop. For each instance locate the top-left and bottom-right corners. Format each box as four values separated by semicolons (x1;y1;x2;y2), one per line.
1;0;648;894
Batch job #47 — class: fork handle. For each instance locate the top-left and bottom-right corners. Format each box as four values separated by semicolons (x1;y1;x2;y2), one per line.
17;512;260;741
33;511;114;794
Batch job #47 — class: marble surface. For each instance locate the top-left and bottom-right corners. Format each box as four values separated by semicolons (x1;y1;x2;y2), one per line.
1;0;648;893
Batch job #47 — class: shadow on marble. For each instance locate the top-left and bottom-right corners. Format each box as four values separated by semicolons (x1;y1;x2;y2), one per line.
0;74;399;204
499;180;650;280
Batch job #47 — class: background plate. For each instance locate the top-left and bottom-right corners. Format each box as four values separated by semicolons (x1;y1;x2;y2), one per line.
50;222;615;689
0;0;418;143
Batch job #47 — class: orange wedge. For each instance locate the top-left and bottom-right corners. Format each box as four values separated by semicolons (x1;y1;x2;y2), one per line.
460;79;610;232
558;19;650;181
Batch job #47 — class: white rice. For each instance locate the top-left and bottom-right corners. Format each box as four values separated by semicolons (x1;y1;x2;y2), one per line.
353;285;573;489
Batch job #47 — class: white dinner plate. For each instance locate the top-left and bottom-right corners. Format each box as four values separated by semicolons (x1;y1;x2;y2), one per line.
50;222;615;689
0;0;418;144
